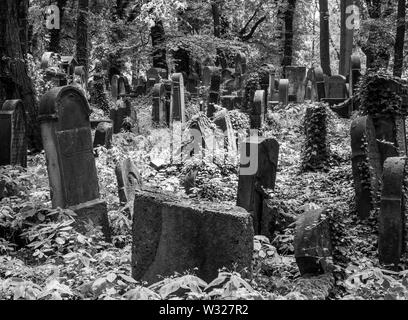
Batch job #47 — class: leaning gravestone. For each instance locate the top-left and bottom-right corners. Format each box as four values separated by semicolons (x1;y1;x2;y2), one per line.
39;86;111;240
0;100;27;167
378;157;407;266
131;188;254;283
115;158;142;213
279;79;289;106
250;90;265;129
237;136;279;234
284;66;306;103
170;73;186;123
294;208;333;276
152;83;166;125
350;116;382;219
93;122;113;150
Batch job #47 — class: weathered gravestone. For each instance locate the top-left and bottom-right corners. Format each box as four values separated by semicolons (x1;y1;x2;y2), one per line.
131;188;254;283
314;67;326;101
93;122;113;150
323;75;348;105
0;100;27;167
111;74;120;101
294;208;333;276
186;72;200;96
39;86;111;240
74;66;87;93
110;98;132;134
349;54;361;98
284;66;306;103
202;66;220;87
220;95;242;111
279;79;289;106
170;73;186;123
213;108;237;157
61;55;78;80
350;116;382;219
115;158;142;212
378;157;407;266
41;52;67;86
237;137;279;234
250;90;265;129
152;83;167;125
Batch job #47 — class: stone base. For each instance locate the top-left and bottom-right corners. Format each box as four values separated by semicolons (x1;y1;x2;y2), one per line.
70;199;111;242
131;188;254;283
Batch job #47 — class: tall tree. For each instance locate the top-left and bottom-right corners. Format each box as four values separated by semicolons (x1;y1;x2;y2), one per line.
319;0;331;75
393;0;406;77
0;0;42;151
281;0;297;67
76;0;89;78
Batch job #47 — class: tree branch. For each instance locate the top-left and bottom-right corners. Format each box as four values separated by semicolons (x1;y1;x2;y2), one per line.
241;15;266;41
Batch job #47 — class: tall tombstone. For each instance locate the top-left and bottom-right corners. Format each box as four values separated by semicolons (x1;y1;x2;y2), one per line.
0;100;27;167
294;208;333;276
284;66;307;103
278;79;289;106
93;122;113;150
350;116;382;219
235;52;247;94
170;73;186;123
74;66;87;94
39;86;111;240
208;69;221;105
163;80;172;125
250;90;265;129
152;83;167;125
339;0;356;76
111;74;120;101
186;72;200;96
118;76;128;97
237;136;279;234
146;67;167;90
115;158;142;213
378;157;407;266
110;98;132;134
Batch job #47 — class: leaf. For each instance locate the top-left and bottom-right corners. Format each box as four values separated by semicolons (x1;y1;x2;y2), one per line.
55;237;65;245
118;274;137;284
106;273;117;283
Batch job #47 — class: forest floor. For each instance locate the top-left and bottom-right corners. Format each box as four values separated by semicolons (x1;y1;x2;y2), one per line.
1;97;408;300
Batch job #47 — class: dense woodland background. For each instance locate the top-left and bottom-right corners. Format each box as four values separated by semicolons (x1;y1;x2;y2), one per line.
1;0;408;301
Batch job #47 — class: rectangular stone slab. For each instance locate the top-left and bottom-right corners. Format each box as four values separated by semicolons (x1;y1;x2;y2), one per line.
131;188;254;283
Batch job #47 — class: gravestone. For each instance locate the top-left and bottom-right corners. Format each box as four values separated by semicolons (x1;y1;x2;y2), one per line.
61;55;78;80
279;79;289;106
0;100;27;167
41;52;67;86
170;73;186;123
237;136;279;234
163;80;172;125
110;98;131;134
294;208;333;276
115;158;142;211
202;66;220;87
323;75;348;105
213;109;237;157
131;188;254;283
350;116;382;219
208;69;221;105
378;157;407;266
152;83;166;125
74;66;87;94
93;122;113;150
111;74;120;101
284;66;306;103
250;90;265;129
235;52;247;75
221;95;242;111
118;76;128;97
39;86;111;240
186;72;200;96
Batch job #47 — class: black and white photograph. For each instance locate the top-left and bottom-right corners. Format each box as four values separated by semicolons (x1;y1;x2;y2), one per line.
0;0;407;309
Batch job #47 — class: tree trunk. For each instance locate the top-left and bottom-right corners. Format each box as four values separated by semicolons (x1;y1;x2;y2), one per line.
319;0;331;75
0;0;42;151
76;0;89;79
394;0;406;77
151;20;167;70
281;0;297;67
49;0;67;53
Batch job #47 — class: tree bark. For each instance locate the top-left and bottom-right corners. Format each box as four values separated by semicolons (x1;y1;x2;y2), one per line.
0;0;42;151
319;0;331;75
76;0;89;79
281;0;297;67
393;0;406;77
